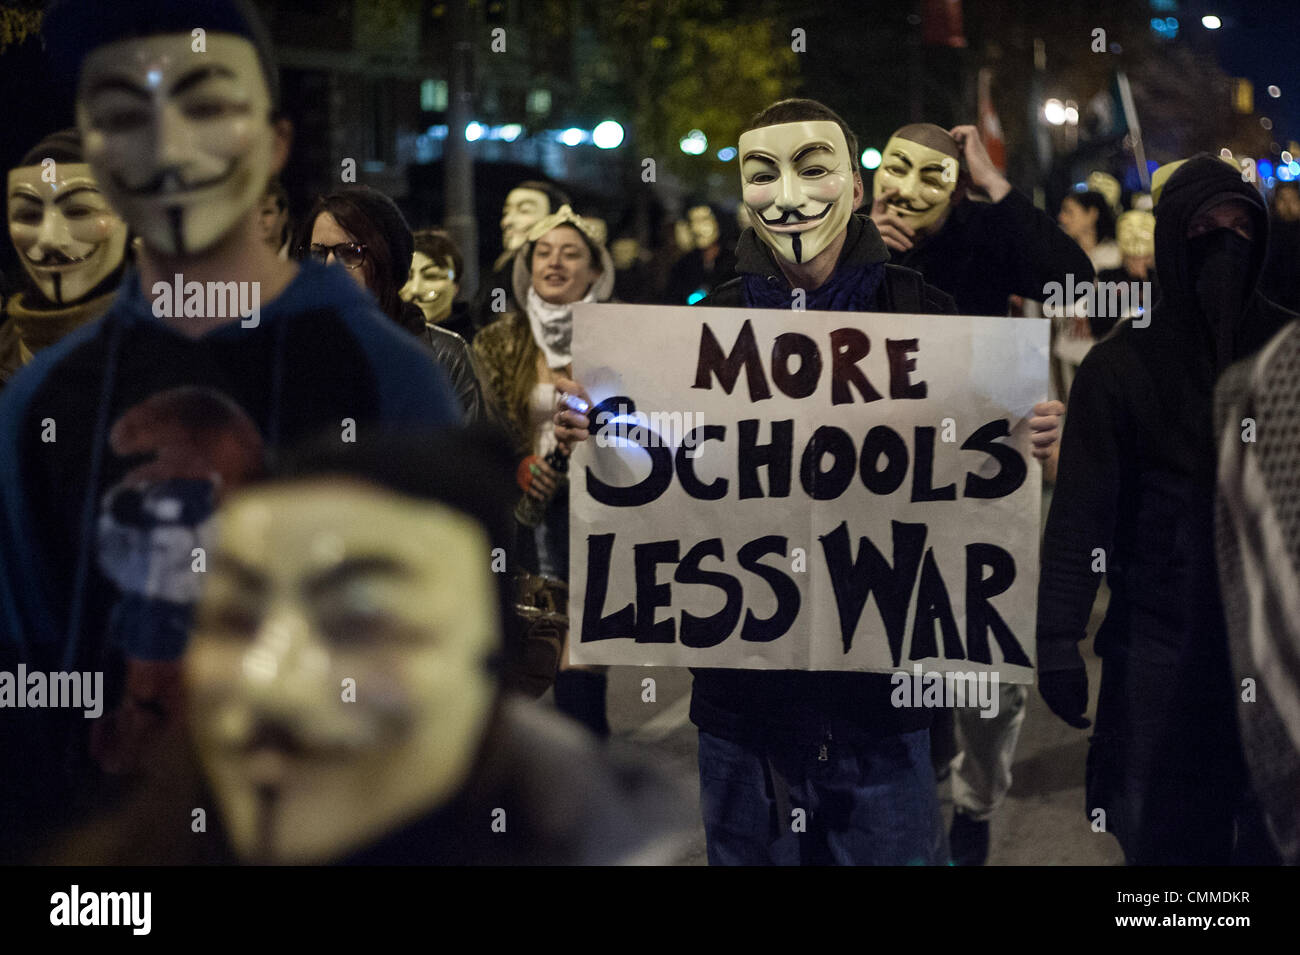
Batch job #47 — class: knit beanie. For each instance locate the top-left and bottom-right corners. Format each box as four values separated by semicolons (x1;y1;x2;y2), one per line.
44;0;281;110
342;186;415;292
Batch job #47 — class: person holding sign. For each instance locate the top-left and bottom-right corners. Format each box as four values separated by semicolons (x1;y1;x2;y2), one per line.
556;98;1063;866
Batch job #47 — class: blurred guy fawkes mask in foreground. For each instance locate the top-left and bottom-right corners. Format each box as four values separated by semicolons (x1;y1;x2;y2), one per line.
188;479;499;864
1117;209;1156;259
7;161;127;305
739;120;854;265
873;126;961;236
76;33;276;257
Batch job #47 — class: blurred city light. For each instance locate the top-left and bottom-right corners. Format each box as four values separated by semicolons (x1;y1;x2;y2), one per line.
559;127;586;147
1064;104;1079;125
1044;99;1066;125
498;124;523;142
861;147;882;169
1202;15;1222;30
1268;85;1282;98
1284;150;1294;164
717;146;738;162
1151;17;1179;38
593;120;624;149
679;129;708;155
465;121;485;142
1260;160;1275;179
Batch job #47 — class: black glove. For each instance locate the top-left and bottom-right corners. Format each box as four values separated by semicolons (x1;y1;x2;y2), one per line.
1038;667;1092;728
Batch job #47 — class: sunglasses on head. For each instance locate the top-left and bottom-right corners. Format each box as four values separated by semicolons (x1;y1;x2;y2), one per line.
310;242;367;269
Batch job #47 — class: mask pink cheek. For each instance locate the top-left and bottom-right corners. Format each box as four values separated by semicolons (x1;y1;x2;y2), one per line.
69;215;115;243
919;186;950;207
9;223;37;251
805;174;849;203
742;184;776;212
199;121;254;161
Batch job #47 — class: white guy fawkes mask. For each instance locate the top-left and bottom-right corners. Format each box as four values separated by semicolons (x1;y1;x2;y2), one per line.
873;134;960;235
500;187;551;253
399;251;458;325
687;205;719;249
77;33;275;257
738;120;854;264
188;480;499;864
1117;210;1156;259
7;162;127;305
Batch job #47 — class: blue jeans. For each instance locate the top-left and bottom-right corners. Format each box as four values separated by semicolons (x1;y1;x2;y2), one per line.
698;728;945;865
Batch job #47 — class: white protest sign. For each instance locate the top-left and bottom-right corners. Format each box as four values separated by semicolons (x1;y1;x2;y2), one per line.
568;303;1047;683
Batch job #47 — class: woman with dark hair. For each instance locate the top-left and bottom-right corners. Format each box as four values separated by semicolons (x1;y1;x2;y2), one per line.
474;205;616;738
305;187;415;327
1057;189;1120;272
304;187;487;423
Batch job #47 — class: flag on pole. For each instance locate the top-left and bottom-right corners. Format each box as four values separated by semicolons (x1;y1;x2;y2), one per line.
922;0;967;48
978;67;1006;172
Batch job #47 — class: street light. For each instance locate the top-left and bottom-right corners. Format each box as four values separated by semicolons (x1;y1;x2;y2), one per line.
679;129;708;155
1202;15;1222;30
1044;99;1066;125
592;120;624;149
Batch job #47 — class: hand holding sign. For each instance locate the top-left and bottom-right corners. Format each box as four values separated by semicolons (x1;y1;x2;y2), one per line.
1028;400;1064;461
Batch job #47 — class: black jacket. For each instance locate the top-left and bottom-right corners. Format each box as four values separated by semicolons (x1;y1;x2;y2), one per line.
1038;156;1296;678
665;244;737;305
688;215;956;745
406;302;490;427
892;188;1094;316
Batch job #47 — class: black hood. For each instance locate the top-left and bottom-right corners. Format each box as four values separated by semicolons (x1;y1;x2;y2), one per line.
733;213;889;281
1154;154;1270;364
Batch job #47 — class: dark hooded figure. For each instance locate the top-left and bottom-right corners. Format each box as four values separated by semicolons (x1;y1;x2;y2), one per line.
1036;155;1296;864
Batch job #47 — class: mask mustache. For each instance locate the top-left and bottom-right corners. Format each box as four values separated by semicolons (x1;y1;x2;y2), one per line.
759;204;832;226
886;197;930;213
114;159;236;198
26;247;90;266
235;713;386;760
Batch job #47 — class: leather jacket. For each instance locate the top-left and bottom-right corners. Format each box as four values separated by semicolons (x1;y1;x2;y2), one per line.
421;322;490;427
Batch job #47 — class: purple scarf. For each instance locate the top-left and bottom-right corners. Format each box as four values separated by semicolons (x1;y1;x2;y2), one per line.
741;261;886;313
